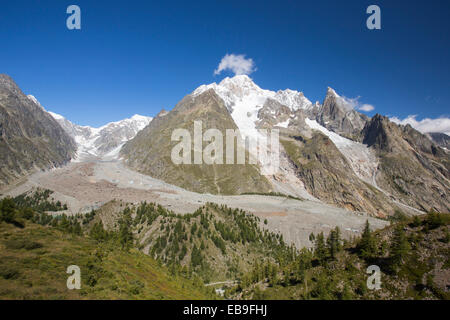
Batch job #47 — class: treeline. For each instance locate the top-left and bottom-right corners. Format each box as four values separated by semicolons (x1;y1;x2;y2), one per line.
0;196;90;235
0;196;213;295
92;201;297;284
0;198;215;299
12;188;68;212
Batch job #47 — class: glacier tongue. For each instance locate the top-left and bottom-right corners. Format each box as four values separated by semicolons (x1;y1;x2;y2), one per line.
192;76;378;186
305;118;379;185
305;118;354;148
48;112;152;162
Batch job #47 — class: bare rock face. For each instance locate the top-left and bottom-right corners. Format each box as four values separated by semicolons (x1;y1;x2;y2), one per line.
0;74;76;186
155;109;169;118
362;114;450;213
121;89;272;195
281;133;400;217
314;87;369;139
256;98;292;129
426;132;450;149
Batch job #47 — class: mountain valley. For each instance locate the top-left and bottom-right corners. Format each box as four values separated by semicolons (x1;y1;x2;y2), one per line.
0;73;448;300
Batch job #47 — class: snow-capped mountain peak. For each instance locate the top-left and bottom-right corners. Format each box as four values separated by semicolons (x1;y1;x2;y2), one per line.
192;75;314;144
193;75;313;112
192;76;268;112
326;87;340;98
273;89;312;111
217;74;265;97
47;111;152;161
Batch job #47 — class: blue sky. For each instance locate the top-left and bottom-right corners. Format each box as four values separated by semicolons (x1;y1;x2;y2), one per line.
1;0;449;130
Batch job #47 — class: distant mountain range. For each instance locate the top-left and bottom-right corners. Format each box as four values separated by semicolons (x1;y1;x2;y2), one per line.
47;111;152;161
426;132;450;149
0;74;151;185
0;73;448;217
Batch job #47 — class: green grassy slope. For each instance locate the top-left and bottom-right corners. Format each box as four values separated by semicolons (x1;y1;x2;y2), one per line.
0;220;213;299
0;194;214;300
95;200;295;284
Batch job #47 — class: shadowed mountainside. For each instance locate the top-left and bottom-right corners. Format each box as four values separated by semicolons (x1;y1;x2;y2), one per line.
0;75;76;186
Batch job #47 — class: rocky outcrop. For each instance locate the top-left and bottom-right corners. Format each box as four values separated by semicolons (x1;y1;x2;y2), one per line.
362;114;450;213
256;98;292;129
314;87;369;139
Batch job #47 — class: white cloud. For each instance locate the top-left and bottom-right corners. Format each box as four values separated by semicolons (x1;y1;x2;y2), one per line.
336;95;375;112
214;54;256;76
390;115;450;136
359;104;375;112
337;96;359;110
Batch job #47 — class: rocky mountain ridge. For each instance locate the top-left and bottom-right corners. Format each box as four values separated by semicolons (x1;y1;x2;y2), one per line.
361;114;449;213
122;75;449;217
1;74;447;218
0;74;76;187
426;132;450;149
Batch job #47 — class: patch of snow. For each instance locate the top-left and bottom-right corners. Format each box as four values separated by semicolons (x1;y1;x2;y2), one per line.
48;111;65;120
274;89;312;111
305;118;353;148
27;95;45;110
326;87;340;98
276;119;290;128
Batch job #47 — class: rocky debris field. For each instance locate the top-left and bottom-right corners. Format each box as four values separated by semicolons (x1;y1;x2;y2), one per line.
1;159;388;248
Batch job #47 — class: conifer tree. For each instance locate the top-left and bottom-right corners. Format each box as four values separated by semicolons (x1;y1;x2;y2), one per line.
358;220;377;260
314;232;327;263
0;198;17;223
390;224;410;269
327;227;342;260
